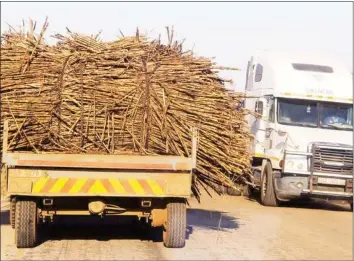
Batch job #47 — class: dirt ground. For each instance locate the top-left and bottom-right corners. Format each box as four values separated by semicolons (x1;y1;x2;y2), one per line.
1;193;352;260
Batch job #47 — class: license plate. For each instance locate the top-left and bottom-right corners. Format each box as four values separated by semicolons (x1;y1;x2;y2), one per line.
317;177;346;186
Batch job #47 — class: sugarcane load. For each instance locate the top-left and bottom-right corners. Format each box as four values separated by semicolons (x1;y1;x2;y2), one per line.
1;18;253;249
1;19;253;207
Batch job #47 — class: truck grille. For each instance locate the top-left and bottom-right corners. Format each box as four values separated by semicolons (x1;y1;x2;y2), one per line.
313;147;353;175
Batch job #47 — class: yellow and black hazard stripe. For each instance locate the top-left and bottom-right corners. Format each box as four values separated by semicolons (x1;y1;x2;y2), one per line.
32;178;165;195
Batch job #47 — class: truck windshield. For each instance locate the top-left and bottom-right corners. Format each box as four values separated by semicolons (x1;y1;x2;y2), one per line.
278;99;318;127
277;98;353;130
320;103;353;130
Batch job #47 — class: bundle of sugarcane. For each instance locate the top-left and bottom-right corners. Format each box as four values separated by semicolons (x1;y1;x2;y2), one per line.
0;19;253;198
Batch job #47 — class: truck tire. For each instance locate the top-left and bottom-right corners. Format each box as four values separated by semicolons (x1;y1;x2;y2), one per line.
260;162;279;207
15;200;38;248
10;199;16;229
163;200;186;248
242;184;253;198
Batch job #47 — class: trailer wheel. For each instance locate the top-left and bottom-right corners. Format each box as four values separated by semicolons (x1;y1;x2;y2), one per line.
260;162;279;207
15;200;38;248
163;200;186;248
10;199;16;229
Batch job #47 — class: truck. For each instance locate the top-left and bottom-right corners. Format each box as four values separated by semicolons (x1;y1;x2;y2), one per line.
243;50;353;209
2;119;198;248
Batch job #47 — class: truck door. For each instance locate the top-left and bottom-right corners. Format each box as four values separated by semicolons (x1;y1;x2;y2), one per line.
263;96;288;169
252;97;268;156
263;96;275;153
254;96;285;158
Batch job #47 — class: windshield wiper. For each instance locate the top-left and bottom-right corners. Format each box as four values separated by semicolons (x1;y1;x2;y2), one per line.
326;123;353;130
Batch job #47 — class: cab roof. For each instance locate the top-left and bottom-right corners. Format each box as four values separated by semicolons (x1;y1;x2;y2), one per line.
252;50;352;103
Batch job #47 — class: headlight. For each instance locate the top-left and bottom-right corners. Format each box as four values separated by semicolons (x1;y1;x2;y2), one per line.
297;182;304;189
286;161;294;168
297;163;304;170
284;157;308;172
289;182;304;189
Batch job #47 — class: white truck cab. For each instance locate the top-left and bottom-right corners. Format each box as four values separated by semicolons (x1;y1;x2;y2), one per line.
244;50;353;209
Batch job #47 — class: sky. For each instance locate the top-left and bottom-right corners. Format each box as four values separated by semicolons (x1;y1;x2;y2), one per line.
1;2;352;92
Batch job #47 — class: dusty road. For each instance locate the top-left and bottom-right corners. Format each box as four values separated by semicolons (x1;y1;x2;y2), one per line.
1;194;352;260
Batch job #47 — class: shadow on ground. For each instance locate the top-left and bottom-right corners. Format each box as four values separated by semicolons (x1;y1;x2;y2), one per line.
243;191;351;212
280;199;351;211
38;216;164;244
0;208;238;246
187;209;238;230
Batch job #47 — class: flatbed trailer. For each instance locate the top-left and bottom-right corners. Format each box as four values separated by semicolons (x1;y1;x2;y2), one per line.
2;120;197;249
